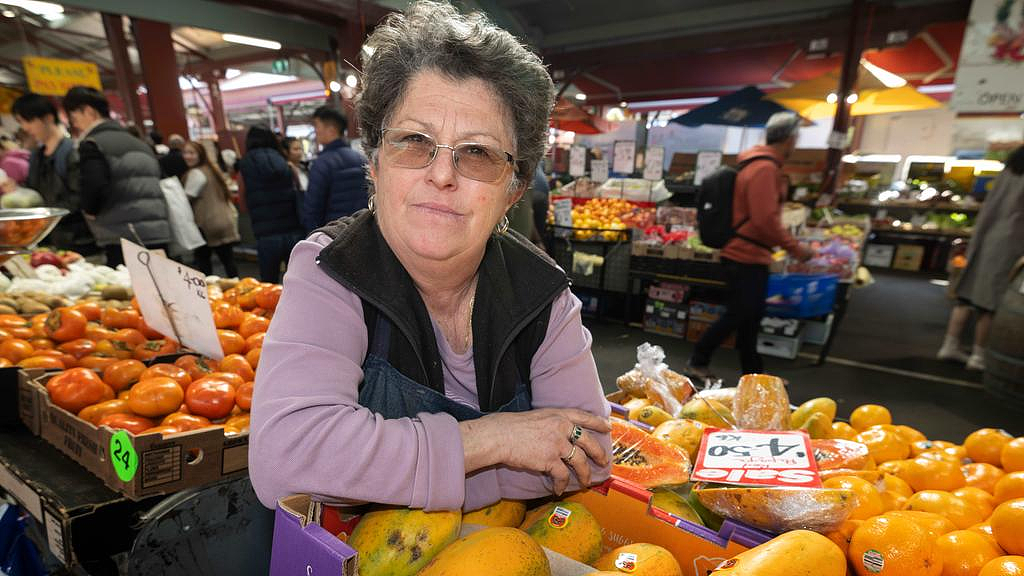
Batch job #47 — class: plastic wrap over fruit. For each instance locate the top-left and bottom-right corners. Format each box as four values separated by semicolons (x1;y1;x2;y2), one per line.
695;387;737;406
610;419;690;488
732;374;790;430
694;484;856;533
616;343;695;417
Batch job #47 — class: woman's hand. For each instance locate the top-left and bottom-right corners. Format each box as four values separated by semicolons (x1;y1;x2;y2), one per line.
460;408;611;495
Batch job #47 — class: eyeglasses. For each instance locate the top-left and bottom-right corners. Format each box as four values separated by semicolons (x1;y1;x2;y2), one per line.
380;127;515;183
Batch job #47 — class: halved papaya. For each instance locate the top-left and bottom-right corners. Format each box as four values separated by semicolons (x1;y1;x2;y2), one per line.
693;483;856;533
611;419;690;488
812;439;872;471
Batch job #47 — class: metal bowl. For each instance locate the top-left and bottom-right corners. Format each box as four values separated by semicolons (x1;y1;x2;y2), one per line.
0;207;69;250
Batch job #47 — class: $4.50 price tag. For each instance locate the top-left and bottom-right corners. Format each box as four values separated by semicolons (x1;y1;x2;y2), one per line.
690;428;822;488
110;430;139;482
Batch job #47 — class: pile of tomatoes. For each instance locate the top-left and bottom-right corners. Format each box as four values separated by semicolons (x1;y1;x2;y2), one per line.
0;277;282;438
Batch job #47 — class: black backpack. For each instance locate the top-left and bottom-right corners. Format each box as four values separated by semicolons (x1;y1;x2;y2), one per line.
696;155;778;249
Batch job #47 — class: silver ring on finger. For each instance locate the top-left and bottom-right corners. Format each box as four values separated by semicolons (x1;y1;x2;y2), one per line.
568;424;583;445
561;444;577;463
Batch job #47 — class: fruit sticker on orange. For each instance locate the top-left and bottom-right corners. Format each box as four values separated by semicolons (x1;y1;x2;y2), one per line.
547;506;572;529
861;549;884;573
109;430;138;482
615;552;638;572
691;428;822;488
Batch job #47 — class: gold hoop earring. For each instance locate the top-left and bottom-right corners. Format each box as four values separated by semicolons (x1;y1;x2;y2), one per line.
496;214;509;234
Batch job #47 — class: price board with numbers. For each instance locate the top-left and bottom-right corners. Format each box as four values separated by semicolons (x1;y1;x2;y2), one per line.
691;428;821;488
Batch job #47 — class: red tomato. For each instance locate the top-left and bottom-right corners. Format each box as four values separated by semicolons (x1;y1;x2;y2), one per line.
238;314;270;339
137;318;164;340
133;339;178;362
235;381;253;411
244;332;265;352
0;358;12;368
94;339;135;360
101;359;147;392
140;364;192;392
224;413;250;433
46;368;115;414
245;347;261;369
84;323;117;341
98;413;156;435
57;338;96;359
71;301;102;322
139;424;184;437
29;338;54;350
0;338;35;363
254;284;282;311
161;412;212;431
185;378;236;419
78;399;132;425
44;308;88;342
77;354;120;371
218;354;254;381
112;328;146;349
101;308;141;330
217;330;246;355
193;371;245;391
174;355;218;381
212;302;245;329
18;355;65;370
128;377;185;418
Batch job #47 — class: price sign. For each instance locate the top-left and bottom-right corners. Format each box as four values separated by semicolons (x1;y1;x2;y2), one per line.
612;140;636;175
569;146;586;177
109;430;138;482
591;159;609;183
643;146;665;181
553;198;573;239
691;428;821;488
694;151;723;186
121;239;224;359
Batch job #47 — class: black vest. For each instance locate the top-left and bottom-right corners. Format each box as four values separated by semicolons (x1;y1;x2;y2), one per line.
314;210;569;412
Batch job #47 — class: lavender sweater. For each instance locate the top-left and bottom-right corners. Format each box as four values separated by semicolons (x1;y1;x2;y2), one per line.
249;233;612;511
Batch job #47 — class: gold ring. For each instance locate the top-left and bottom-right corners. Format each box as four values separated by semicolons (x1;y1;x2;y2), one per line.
561;444;577;462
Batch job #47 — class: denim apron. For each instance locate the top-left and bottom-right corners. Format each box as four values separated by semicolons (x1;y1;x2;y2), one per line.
357;313;532;420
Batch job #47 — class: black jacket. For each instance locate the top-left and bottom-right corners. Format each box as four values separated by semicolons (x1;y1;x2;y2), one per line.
238;148;302;237
300;139;367;232
159;148;188;179
315;210;569;412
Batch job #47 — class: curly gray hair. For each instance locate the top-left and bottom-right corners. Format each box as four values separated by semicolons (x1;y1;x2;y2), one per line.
356;1;554;190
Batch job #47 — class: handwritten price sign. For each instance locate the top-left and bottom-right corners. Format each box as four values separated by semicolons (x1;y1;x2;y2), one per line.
691;428;822;488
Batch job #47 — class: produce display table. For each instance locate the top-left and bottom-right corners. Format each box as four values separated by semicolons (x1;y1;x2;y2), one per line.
0;373;273;575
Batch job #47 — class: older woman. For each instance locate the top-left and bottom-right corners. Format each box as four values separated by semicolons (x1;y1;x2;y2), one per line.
250;1;611;512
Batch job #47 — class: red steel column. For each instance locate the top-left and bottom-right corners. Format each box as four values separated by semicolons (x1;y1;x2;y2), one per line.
131;18;188;137
820;0;866;204
200;71;228;133
101;13;145;129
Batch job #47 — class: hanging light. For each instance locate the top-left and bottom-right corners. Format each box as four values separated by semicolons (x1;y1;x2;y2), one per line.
0;1;62;18
861;58;907;88
826;93;839;104
575;93;587;101
345;74;358;88
328;80;342;92
846;93;859;104
222;33;281;50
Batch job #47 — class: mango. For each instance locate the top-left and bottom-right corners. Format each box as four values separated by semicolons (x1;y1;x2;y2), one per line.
679;398;735;428
800;412;833;439
635;405;673;428
652;419;705;462
790;397;838;429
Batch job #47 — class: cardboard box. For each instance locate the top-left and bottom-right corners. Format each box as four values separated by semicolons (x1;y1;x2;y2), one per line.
686;319;735;349
647;282;688;304
757;332;803;360
643;300;687;338
567;480;772;575
688;301;727;323
632;242;681;259
892;244;925;271
271;495;600;576
21;376;249;500
863;244;895;268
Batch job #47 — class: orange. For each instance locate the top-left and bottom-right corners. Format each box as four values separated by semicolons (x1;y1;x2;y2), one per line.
965;429;1015;467
935;530;1004;576
902;457;967;492
878;459;910;477
882;491;909;512
953;487;996;518
857;427;911;463
990;499;1024;555
912;440;960;457
883;473;914;498
964;463;1007;495
905;490;987;530
979;556;1024;576
832;421;859;441
850;404;892;432
994;473;1024;505
849;514;941;576
824;475;884;521
1002;438;1024;473
895;425;928;445
825;519;863;556
884;511;958;539
920;449;967;465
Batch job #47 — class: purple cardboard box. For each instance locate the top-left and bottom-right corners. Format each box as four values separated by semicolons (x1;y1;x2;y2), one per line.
270;494;358;576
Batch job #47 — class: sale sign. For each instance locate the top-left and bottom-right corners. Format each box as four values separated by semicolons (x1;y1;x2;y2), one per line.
691;428;822;488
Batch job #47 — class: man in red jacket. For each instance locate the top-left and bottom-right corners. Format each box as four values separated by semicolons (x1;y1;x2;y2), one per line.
688;112;811;376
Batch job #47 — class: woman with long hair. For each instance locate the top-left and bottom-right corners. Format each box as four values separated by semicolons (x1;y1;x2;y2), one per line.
182;140;241;277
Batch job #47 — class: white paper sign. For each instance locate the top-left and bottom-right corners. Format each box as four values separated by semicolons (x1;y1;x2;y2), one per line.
569;146;586;177
951;0;1024;113
612;140;636;175
553;198;573;239
643;146;665;181
590;159;609;183
694;151;723;185
121;239;224;359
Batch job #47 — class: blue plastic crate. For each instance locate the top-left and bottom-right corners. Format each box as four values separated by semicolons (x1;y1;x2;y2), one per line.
764;273;839;318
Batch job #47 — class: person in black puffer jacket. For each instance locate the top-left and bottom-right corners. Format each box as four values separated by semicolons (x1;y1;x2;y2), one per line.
237;126;303;283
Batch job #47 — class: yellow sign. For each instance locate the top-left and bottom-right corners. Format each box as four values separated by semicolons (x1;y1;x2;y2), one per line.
22;56;102;97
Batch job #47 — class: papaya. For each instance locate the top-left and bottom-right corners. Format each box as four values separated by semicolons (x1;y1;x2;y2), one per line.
695;387;737;406
649;488;703;526
611;419;691;488
800;412;832;439
732;373;790;430
635;405;674;428
694;484;856;533
709;529;847;576
813;439;873;471
520;501;603;565
417;527;550;576
651;418;705;462
623;396;652;420
593;543;683;575
790;397;838;429
685;489;724;530
347;507;461;576
462;499;526;528
679;398;735;429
